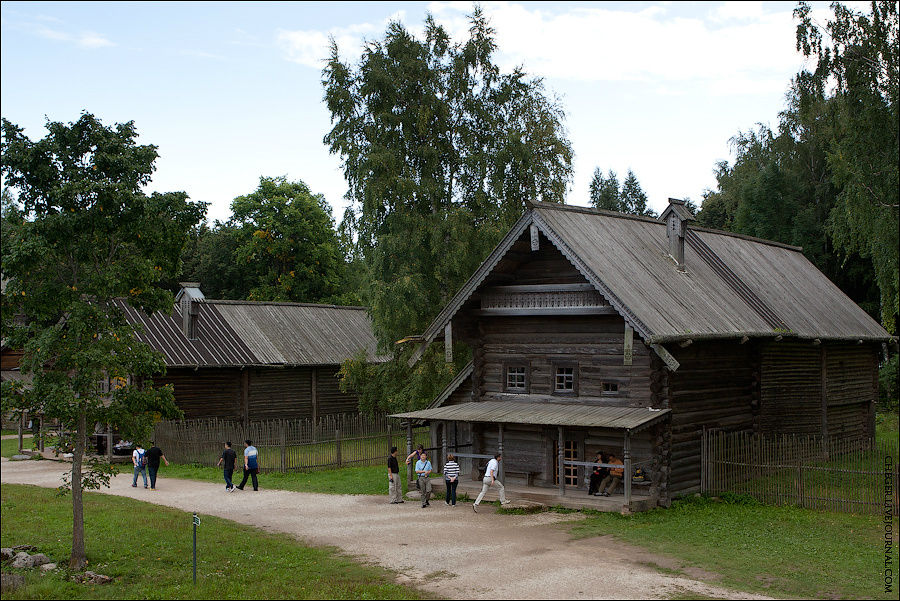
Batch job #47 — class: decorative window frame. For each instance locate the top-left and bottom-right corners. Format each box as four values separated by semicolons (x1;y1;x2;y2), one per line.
503;361;530;393
551;362;578;396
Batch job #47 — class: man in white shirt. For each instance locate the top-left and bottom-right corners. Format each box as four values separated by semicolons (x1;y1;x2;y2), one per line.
473;452;510;511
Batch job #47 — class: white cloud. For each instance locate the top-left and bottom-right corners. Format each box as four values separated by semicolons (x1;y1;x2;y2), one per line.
277;11;407;68
34;25;114;48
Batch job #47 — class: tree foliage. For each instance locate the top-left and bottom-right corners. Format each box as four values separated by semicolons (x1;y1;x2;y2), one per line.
697;2;896;330
227;176;351;304
324;7;573;350
324;9;573;413
795;0;899;331
0;113;205;569
589;168;656;217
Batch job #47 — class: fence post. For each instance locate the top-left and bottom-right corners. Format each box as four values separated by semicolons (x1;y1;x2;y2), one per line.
701;426;706;494
280;421;286;473
335;428;342;468
406;422;413;485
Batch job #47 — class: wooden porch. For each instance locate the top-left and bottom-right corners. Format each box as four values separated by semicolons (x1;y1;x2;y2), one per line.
416;477;656;513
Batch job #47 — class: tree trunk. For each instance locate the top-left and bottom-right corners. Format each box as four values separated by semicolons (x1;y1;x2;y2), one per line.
69;411;87;571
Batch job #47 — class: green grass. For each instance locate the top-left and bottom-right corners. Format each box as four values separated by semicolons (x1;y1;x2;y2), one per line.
876;411;899;443
2;436;36;458
146;463;405;496
0;483;427;600
567;494;897;600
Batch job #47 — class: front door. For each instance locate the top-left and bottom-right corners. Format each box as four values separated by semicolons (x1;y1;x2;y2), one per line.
554;440;579;486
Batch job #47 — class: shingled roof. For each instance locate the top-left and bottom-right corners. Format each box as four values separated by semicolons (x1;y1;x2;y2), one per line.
115;296;386;368
415;202;890;356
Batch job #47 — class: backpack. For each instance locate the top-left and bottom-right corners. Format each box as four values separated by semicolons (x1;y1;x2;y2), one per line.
135;449;146;467
632;467;647;483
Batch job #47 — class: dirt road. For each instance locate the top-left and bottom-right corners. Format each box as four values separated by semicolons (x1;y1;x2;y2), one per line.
1;458;769;600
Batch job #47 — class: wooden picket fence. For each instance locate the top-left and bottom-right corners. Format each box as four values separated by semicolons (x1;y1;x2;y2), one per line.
153;414;428;472
701;429;898;515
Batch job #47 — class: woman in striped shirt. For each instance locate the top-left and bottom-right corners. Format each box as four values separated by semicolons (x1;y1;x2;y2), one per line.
443;454;460;506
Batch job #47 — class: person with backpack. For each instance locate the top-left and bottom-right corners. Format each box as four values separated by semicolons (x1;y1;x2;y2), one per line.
131;443;148;488
146;441;169;491
235;439;259;491
216;441;238;492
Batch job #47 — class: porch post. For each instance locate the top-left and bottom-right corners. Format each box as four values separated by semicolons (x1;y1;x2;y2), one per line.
406;421;413;485
441;421;448;472
498;423;504;482
623;429;632;515
106;423;113;461
558;426;565;496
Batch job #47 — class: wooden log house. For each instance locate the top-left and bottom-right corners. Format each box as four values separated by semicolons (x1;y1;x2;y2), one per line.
116;284;385;423
392;200;893;510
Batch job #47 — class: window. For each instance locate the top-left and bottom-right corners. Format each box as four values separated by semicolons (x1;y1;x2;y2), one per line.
506;366;527;392
553;364;577;394
602;382;619;393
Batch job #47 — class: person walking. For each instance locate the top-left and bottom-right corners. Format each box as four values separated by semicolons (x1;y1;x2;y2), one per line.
405;444;425;491
235;439;259;491
415;450;433;508
473;452;509;511
131;443;148;489
387;446;404;504
146;441;169;491
443;453;460;507
216;441;238;492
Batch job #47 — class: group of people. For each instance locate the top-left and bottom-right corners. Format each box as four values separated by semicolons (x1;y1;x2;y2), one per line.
130;442;169;490
131;439;261;493
587;452;624;497
388;444;510;510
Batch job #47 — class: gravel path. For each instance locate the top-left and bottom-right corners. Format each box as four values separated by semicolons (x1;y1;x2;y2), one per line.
1;458;771;600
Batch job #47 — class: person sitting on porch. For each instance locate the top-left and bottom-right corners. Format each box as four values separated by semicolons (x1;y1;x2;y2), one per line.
588;452;609;496
597;454;624;497
473;452;511;511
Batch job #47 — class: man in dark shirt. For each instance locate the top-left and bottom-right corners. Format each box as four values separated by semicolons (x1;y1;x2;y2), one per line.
216;441;238;492
146;442;169;491
387;446;403;504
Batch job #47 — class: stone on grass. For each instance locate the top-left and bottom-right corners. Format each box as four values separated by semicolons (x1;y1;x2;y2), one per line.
81;571;113;584
11;552;34;569
1;573;26;593
40;563;58;572
12;545;37;552
405;490;422;500
9;455;31;461
29;554;51;567
0;548;13;561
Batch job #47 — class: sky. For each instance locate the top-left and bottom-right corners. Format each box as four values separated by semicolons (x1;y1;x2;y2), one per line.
0;1;860;224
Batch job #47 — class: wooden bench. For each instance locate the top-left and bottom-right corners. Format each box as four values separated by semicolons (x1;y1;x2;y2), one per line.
504;469;538;486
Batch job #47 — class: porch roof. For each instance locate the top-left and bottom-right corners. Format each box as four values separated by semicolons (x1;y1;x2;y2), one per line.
391;401;670;433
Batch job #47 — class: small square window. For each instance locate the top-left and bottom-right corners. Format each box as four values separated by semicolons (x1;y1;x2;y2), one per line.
555;367;574;392
602;382;619;393
506;366;527;391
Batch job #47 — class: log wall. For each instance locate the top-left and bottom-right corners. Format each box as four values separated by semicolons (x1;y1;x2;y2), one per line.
667;341;758;497
478;316;652;405
157;365;360;421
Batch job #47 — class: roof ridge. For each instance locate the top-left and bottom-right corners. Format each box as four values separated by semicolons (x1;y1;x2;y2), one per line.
206;299;368;310
530;201;662;225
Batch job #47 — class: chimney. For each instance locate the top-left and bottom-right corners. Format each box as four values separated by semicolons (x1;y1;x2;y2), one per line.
659;198;695;271
175;282;204;339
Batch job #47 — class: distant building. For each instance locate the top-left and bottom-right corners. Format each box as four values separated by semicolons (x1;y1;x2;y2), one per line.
394;200;893;508
116;284;385;422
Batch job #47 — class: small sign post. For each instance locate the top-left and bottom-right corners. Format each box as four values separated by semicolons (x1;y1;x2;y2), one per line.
192;513;201;584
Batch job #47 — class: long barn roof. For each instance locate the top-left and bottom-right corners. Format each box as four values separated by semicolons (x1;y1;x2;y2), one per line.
116;298;386;368
416;203;889;353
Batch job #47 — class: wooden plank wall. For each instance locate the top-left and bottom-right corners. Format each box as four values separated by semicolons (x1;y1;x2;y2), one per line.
315;366;358;415
478;316;653;405
759;340;821;434
1;349;24;371
155;368;243;419
668;341;757;497
248;367;313;420
825;345;877;440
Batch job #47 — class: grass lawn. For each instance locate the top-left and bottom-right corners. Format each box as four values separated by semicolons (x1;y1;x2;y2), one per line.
0;484;427;600
567;494;896;600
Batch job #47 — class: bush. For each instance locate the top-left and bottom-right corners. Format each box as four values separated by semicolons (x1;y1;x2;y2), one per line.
878;353;899;411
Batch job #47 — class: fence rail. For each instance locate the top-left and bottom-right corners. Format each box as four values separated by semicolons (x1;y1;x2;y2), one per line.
701;430;898;515
153;414;429;473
